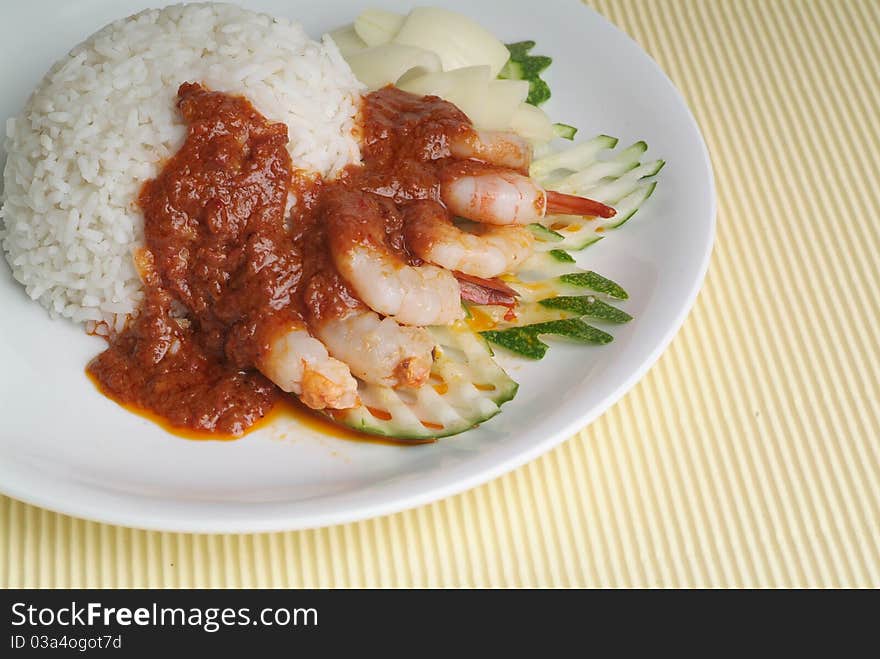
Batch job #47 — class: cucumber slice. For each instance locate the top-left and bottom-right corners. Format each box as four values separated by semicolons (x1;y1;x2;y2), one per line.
505;272;629;304
482;319;613;359
553;141;648;194
598;181;657;229
556;271;629;299
505;253;629;301
531;145;661;251
533;219;604;251
318;326;517;440
525;78;550;106
499;59;525;80
478;294;631;327
527;222;564;242
538;295;632;323
547;248;574;263
519;55;552;79
499;41;553;106
505;40;536;60
530;134;618;181
469;248;630;359
552;123;578;140
501;53;552;83
516;251;587;279
582;159;665;202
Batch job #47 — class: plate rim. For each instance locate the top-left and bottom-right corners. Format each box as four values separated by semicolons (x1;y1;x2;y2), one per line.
0;1;716;533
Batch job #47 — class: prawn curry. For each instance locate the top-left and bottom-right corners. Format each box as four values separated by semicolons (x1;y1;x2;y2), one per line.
90;85;499;436
89;84;610;438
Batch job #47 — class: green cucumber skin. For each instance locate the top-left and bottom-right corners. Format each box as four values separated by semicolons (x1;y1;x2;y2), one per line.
562;232;604;251
528;223;564;242
548;249;575;263
631;140;648;154
535;225;604;252
613;141;648;163
529;318;613;345
505;40;536;60
482;318;614;359
329;410;494;442
541;162;661;249
530;134;620;180
535;226;603;251
320;377;518;441
640;159;666;179
557;272;629;299
539;295;633;323
501;41;552;106
499;60;524;80
606;181;658;229
481;328;550;360
526;79;550;106
552;123;578;140
585;159;665;208
521;55;552;78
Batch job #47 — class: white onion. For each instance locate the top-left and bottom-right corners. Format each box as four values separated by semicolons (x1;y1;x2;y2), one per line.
328;25;367;57
509;102;555;143
346;44;442;91
392;7;509;77
354;9;405;47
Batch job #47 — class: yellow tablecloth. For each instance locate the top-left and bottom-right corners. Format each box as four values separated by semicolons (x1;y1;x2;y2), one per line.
2;0;879;588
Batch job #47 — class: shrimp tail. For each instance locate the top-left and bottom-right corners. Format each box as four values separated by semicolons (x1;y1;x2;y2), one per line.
300;366;360;411
257;323;359;410
456;272;519;307
394;356;432;388
545;191;616;218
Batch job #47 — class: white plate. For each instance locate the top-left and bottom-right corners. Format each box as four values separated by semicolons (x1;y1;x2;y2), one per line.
0;0;714;532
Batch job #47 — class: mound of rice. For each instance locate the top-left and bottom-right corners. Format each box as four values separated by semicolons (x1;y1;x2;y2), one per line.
1;2;363;332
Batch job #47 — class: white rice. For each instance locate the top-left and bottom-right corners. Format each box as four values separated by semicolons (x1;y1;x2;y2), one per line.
0;2;363;332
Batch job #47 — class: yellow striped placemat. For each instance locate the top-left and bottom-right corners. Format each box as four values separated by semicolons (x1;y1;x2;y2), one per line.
2;0;878;588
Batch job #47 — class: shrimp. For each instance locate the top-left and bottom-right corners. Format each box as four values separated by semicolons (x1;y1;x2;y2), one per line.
314;311;435;388
323;188;463;327
403;199;534;279
440;162;616;226
303;270;435;388
448;129;532;174
256;321;359;410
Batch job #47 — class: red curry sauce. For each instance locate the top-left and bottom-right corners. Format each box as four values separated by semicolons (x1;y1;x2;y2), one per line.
88;84;477;438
